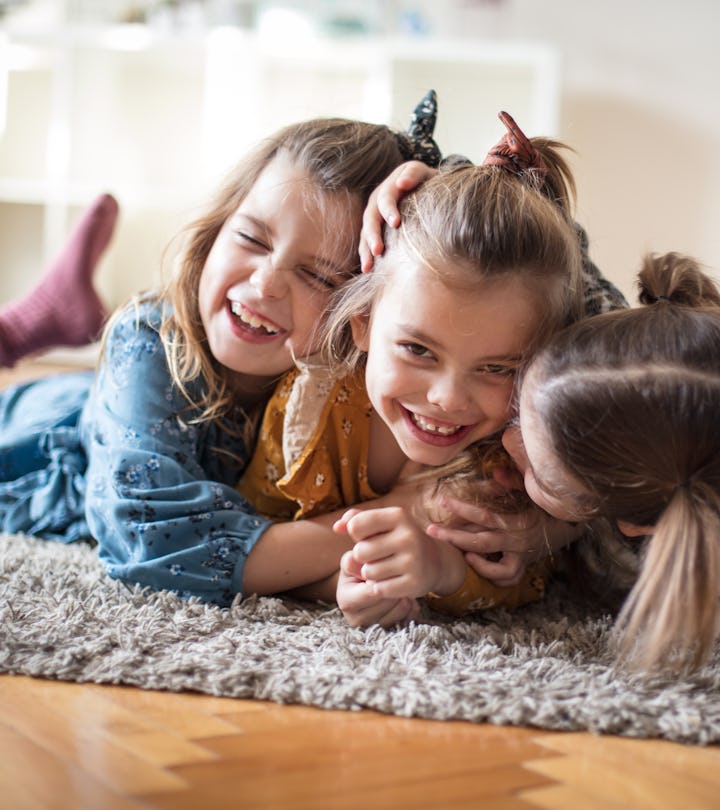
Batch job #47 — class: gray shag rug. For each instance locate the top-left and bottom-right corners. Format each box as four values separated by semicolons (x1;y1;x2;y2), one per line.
2;533;719;744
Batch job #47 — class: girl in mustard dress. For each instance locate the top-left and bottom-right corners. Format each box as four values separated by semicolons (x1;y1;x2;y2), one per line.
238;112;623;626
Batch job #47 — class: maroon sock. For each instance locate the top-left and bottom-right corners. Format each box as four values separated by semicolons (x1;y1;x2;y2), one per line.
0;193;119;367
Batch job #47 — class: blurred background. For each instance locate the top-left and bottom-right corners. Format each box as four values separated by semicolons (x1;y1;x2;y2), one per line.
1;0;718;315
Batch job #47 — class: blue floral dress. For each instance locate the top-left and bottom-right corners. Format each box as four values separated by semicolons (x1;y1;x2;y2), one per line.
0;300;270;605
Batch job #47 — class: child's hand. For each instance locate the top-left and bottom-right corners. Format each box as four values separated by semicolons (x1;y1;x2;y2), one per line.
359;161;439;272
426;495;582;586
336;550;420;628
335;506;466;599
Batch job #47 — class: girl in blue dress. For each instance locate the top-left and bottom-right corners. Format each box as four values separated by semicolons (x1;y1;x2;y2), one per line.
0;108;440;606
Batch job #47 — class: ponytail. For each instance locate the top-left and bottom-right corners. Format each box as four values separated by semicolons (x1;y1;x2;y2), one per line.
614;479;720;672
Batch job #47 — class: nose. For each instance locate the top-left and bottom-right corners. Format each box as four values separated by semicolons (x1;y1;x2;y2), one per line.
426;370;471;415
502;424;528;472
249;259;288;299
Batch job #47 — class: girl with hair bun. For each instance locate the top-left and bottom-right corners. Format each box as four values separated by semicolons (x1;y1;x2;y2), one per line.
240;112;599;626
502;251;720;672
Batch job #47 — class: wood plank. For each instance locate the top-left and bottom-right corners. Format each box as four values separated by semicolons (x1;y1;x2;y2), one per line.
1;672;719;810
0;676;187;794
87;683;245;740
0;721;146;810
143;765;549;810
532;731;720;785
523;745;718;810
520;784;629;810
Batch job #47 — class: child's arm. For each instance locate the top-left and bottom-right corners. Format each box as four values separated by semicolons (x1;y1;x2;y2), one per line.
83;303;276;606
242;477;428;600
360;161;438;271
335;505;468;600
85;304;438;606
241;510;351;596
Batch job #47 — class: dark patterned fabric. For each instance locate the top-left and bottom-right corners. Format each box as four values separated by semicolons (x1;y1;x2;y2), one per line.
396;89;442;168
576;224;628;316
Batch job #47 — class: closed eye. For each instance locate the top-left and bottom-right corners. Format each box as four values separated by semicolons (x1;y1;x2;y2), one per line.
235;230;268;250
297;266;345;291
477;363;517;377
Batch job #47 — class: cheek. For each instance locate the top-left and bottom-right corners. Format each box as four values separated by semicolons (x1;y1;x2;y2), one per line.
481;381;515;427
197;266;214;323
364;353;403;411
289;285;333;335
502;425;527;471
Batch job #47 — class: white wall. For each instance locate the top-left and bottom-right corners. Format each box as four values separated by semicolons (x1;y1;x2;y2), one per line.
413;0;720;301
3;0;718;307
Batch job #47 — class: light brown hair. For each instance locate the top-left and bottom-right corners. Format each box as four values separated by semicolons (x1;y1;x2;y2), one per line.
527;252;720;672
104;117;410;436
324;137;584;374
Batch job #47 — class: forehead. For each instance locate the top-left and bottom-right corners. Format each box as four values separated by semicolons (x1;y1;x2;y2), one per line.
378;252;543;349
238;153;360;261
246;152;360;221
519;370;590;496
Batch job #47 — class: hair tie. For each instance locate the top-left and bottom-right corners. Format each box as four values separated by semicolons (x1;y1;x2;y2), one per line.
396;89;442;168
482;111;547;180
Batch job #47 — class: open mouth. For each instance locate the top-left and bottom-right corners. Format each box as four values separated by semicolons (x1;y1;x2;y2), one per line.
229;301;282;337
411;412;464;437
404;407;474;446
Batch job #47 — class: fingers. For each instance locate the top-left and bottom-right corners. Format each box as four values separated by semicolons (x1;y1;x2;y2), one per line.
337;506;403;545
393;160;437;190
425;522;511;555
337;552;419;628
359;196;385;272
342;594;419;629
359;161;438;273
332;507;363;535
465;551;527;587
339;548;364;578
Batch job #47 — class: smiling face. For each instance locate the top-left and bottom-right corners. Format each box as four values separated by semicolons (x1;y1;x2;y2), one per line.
199;151;360;393
352;252;543;468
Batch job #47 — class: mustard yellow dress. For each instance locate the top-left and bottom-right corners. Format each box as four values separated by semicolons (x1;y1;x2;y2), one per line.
238;360;551;615
238;363;376;521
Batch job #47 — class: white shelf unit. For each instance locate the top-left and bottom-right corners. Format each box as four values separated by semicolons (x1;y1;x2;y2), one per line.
0;23;560;308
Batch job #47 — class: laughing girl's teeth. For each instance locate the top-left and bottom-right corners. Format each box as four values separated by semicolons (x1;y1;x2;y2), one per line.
230;302;280;334
411;412;462;436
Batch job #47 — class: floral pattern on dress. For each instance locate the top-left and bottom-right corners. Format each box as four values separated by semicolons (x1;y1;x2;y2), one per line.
0;299;271;606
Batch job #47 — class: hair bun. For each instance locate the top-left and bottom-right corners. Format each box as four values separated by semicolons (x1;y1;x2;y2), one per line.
637;252;720;308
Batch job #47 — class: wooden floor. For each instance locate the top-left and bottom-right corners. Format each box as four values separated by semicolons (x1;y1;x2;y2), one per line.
2;358;720;809
1;674;719;810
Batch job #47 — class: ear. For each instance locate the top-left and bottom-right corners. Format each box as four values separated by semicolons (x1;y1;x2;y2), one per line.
350;314;370;352
616;519;655;538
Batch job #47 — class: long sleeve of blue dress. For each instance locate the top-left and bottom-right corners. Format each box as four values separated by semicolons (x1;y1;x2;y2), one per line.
0;300;271;605
79;301;271;605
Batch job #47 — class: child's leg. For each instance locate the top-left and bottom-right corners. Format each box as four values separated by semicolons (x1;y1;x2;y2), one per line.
0;193;119;367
